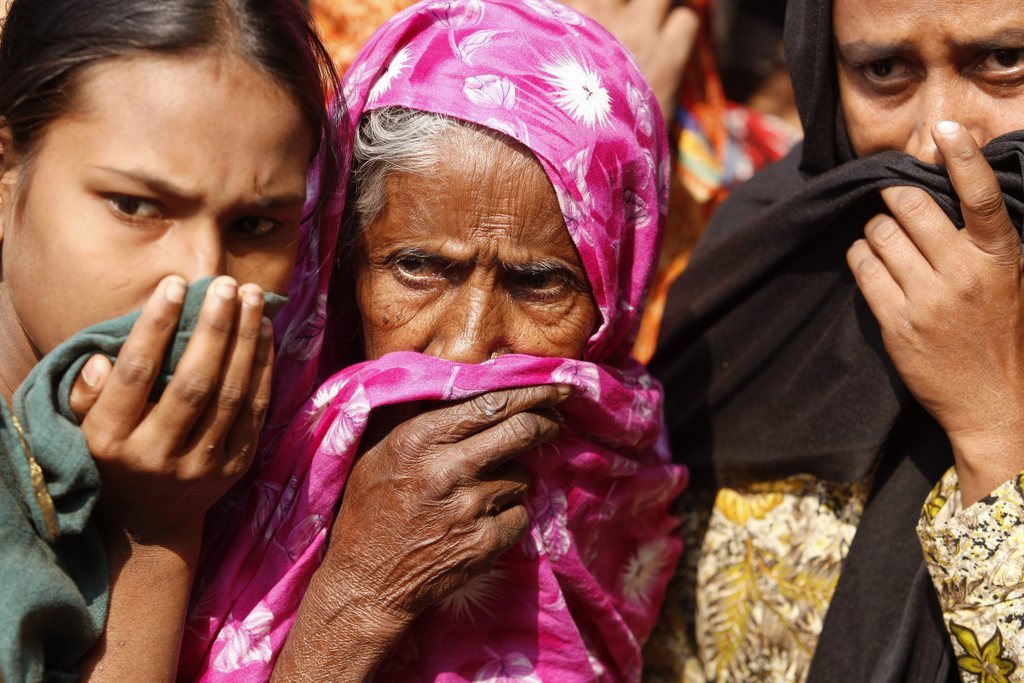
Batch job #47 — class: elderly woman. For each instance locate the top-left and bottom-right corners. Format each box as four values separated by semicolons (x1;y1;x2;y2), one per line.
179;1;684;681
648;0;1024;680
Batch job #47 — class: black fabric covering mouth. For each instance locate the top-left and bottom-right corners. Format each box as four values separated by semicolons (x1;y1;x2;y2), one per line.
649;0;1024;679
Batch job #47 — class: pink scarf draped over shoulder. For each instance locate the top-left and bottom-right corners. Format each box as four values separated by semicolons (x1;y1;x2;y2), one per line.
179;1;685;680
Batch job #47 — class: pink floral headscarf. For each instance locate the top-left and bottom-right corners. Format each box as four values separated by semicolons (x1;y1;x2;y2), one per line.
342;0;670;366
179;2;683;681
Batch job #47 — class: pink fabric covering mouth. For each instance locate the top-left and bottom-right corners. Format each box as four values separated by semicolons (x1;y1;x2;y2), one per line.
179;2;685;681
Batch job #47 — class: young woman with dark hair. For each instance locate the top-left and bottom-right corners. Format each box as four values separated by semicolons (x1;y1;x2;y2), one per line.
0;1;335;679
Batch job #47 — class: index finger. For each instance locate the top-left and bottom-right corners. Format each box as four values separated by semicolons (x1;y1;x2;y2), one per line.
932;120;1018;261
83;276;186;439
417;384;570;446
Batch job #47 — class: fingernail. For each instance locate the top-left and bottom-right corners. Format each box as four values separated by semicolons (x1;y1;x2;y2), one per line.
215;278;238;301
164;277;186;304
81;356;103;388
556;384;572;399
241;285;263;308
260;317;273;338
936;120;960;136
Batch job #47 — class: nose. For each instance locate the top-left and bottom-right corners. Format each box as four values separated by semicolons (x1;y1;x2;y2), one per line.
904;78;985;164
177;223;227;283
426;286;507;364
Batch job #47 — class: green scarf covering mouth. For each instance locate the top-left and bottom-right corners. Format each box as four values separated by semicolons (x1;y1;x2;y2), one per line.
0;276;286;682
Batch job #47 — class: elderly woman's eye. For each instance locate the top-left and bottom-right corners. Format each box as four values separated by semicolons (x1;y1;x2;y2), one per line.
506;265;576;300
392;253;450;283
396;256;429;274
234;217;281;237
516;271;560;289
107;195;162;221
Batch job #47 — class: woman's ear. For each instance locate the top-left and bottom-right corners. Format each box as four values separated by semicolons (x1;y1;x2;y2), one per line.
0;123;20;244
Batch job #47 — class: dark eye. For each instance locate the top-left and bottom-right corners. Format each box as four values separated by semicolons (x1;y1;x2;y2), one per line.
867;59;895;78
513;270;561;290
506;264;577;301
983;48;1024;70
396;255;430;275
107;195;162;220
234;217;280;237
392;252;450;284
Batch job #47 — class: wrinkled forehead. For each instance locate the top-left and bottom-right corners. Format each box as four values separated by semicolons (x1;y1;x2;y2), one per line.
344;0;668;362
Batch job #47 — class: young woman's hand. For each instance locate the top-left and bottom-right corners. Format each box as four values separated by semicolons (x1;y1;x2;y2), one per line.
848;121;1024;506
563;0;698;120
274;384;567;682
69;274;274;545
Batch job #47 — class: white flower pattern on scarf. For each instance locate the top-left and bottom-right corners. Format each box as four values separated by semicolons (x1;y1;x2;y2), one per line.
541;54;612;128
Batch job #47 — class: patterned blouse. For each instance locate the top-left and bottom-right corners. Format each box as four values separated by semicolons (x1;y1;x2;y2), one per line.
644;469;1024;682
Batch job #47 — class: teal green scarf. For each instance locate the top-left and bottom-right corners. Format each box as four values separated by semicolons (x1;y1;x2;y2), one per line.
0;278;284;681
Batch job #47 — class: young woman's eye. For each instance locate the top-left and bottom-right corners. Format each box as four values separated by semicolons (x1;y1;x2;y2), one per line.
233;217;281;236
107;195;162;220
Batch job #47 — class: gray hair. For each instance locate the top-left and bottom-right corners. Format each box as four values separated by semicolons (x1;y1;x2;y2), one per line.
351;106;506;232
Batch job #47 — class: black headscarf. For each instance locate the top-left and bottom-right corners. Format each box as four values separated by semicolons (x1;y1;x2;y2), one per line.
650;0;1024;679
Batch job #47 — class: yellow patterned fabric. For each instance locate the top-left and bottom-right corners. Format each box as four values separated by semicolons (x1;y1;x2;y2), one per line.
645;475;868;682
646;469;1024;682
919;468;1024;683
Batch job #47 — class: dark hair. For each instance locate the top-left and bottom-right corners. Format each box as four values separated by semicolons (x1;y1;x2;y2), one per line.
0;0;342;223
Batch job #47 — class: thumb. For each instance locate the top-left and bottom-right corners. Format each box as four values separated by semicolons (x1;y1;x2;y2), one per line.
70;354;111;423
932;120;1019;264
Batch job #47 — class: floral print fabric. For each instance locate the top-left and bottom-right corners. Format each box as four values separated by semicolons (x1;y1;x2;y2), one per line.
920;468;1024;682
179;1;683;681
644;476;869;682
645;467;1024;682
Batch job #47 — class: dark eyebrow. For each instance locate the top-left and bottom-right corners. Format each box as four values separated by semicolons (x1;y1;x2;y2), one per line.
954;28;1024;52
835;40;913;65
90;166;307;211
243;192;308;212
90;166;200;203
502;258;591;289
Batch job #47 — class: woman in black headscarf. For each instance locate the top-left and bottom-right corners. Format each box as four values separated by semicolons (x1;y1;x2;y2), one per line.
645;0;1024;680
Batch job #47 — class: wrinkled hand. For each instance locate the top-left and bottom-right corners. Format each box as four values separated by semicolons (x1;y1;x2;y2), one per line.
564;0;698;120
69;275;274;544
326;384;566;620
274;385;566;681
848;121;1024;505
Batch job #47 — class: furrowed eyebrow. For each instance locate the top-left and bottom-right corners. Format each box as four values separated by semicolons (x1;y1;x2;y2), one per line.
90;166;200;203
502;259;590;288
955;28;1024;52
91;166;306;211
835;40;912;65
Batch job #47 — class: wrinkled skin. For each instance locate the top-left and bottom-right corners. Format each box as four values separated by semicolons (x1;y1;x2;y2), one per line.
838;0;1024;505
276;385;568;681
356;128;599;363
277;128;595;681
